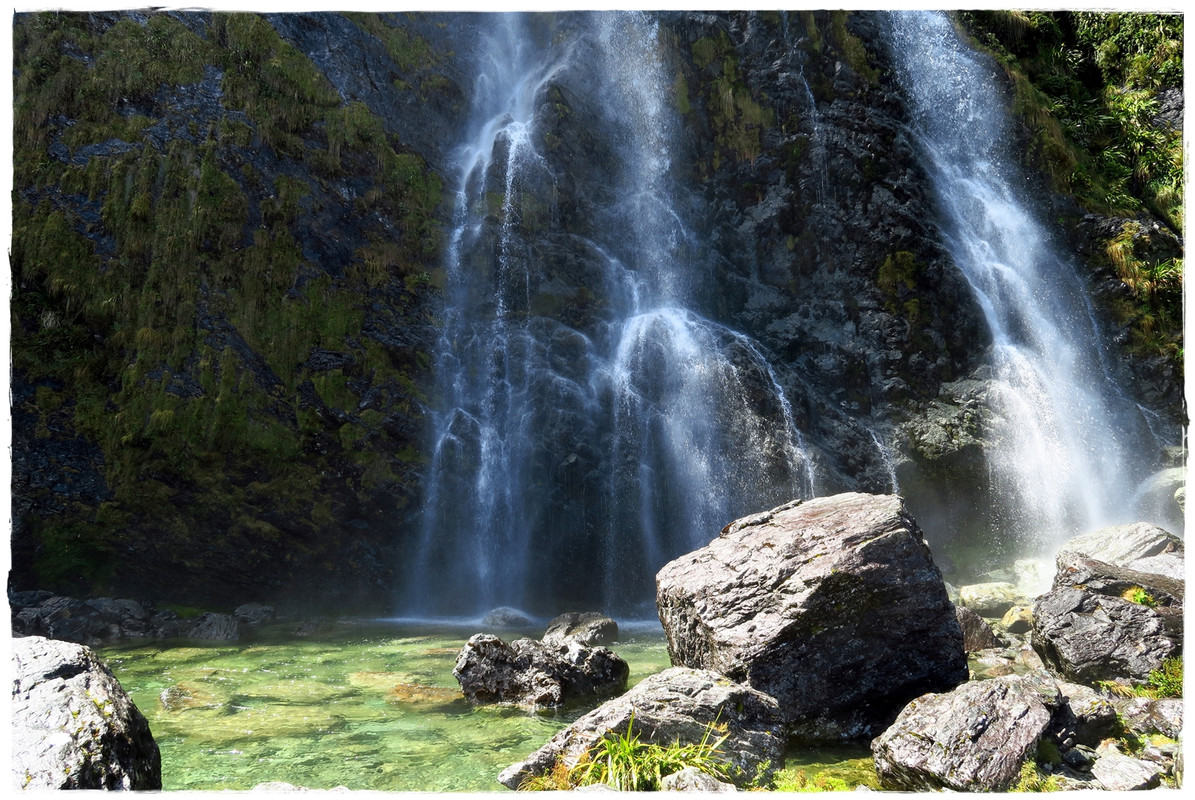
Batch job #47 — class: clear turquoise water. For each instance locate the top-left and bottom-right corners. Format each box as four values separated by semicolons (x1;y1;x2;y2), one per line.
99;620;673;792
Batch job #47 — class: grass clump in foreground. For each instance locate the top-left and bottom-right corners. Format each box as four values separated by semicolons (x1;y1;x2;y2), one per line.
519;715;733;791
1098;656;1183;700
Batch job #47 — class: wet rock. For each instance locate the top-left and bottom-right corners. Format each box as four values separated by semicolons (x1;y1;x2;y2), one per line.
956;604;1001;651
188;612;247;641
11;635;161;789
656;493;966;741
497;667;785;790
1000;604;1033;634
542;612;618;648
871;675;1053;791
481;606;534;628
1032;588;1179;684
452;633;628;711
958;581;1025;617
234;603;277;627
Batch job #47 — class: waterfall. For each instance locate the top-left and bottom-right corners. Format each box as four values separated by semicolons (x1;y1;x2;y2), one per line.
404;12;815;617
882;12;1173;556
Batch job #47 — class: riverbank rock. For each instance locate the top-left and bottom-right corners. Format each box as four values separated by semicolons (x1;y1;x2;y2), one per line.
543;612;618;647
452;633;628;710
872;675;1054;791
9;592;262;644
11;635;162;790
656;493;966;741
497;667;785;790
1032;587;1179;685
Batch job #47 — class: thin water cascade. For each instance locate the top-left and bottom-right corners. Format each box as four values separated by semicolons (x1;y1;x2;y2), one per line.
883;12;1172;555
406;12;815;617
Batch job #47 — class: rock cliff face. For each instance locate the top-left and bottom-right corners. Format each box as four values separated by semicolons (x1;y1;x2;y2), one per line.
9;10;1182;611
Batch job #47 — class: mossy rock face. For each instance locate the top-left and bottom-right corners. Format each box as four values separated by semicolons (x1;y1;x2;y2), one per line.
10;9;455;610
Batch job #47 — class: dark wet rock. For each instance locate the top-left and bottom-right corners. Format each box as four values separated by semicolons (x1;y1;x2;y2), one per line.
656;493;966;741
11;635;162;790
1032;587;1179;685
452;633;628;711
542;612;619;647
497;666;785;790
1052;681;1120;747
1052;550;1184;612
871;675;1053;791
187;612;247;641
955;604;1001;651
234;603;277;627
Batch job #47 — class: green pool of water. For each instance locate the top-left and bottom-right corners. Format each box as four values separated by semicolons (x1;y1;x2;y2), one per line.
99;619;673;792
99;619;876;791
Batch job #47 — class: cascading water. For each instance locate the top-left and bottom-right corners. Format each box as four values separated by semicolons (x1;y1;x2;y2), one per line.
405;12;815;617
883;12;1175;557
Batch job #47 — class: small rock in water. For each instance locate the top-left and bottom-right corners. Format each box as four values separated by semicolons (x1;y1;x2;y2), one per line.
481;606;534;628
958;581;1026;617
542;611;618;647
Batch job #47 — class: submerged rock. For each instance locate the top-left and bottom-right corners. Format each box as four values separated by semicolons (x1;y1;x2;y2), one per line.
452;633;627;711
542;612;618;648
11;635;162;789
872;675;1053;791
497;667;785;790
656;493;966;741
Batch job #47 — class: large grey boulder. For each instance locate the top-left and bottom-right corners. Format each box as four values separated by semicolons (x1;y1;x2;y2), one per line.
542;612;618;648
453;633;628;711
871;675;1053;791
1032;587;1180;685
656;493;966;741
497;667;785;790
11;635;161;790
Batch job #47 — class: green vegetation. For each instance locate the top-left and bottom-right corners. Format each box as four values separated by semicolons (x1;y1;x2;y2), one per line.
1097;656;1183;699
1121;585;1158;608
687;31;775;168
11;10;443;599
519;717;733;791
960;11;1182;373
